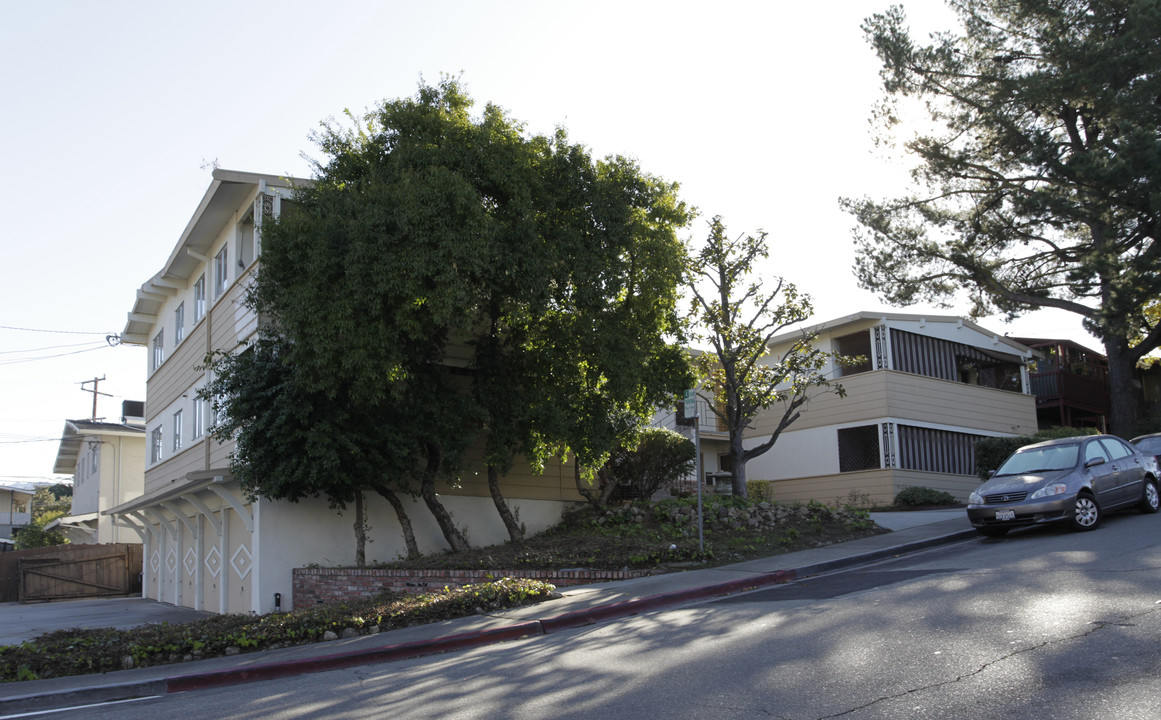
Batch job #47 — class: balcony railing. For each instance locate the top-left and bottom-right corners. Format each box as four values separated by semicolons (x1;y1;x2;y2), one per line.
1029;370;1109;411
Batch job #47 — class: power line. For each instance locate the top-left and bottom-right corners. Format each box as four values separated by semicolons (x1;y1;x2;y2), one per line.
0;344;111;366
0;340;109;356
0;325;111;335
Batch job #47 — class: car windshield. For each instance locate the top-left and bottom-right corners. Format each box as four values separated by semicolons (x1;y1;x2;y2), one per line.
995;444;1079;476
1133;436;1161;455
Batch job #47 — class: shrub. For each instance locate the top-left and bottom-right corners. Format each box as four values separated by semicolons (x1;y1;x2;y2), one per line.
747;480;771;503
0;578;557;683
893;486;957;507
604;427;696;501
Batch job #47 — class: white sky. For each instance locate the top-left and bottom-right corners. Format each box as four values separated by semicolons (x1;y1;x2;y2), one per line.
0;0;1095;485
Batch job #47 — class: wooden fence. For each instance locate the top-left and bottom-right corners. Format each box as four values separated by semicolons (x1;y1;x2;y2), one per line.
0;544;142;603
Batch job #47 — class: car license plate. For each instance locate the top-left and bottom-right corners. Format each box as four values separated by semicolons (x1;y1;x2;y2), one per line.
995;509;1015;521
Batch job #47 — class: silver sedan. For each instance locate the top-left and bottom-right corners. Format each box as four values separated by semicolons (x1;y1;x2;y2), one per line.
967;434;1160;537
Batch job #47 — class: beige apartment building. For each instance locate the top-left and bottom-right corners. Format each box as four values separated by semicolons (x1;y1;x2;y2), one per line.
108;169;580;615
658;312;1039;505
48;401;146;544
751;312;1038;504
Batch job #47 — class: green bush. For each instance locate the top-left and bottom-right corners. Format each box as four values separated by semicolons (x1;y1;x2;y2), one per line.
604;427;696;500
893;486;957;507
747;480;771;503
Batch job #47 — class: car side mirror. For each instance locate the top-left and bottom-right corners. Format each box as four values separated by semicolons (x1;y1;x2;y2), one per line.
1085;457;1106;468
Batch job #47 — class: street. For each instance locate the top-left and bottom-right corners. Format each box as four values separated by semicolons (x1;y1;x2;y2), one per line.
26;510;1161;719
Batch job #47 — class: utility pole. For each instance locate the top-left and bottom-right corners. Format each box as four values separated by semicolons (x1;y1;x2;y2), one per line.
80;376;112;421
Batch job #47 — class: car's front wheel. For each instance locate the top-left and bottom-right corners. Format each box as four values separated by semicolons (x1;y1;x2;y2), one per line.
1071;492;1101;531
1139;479;1160;514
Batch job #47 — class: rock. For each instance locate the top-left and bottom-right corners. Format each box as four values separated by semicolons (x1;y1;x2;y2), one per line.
225;646;241;656
121;656;134;670
323;630;339;641
342;628;360;638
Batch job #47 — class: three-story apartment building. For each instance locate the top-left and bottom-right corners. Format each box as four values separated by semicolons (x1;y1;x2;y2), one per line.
108;169;581;614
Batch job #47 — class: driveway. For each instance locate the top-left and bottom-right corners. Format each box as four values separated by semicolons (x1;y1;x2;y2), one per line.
0;597;213;647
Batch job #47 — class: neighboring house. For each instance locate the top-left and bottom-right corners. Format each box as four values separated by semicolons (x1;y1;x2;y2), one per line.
46;400;146;544
0;484;33;539
1011;337;1111;431
661;312;1039;505
108;169;581;615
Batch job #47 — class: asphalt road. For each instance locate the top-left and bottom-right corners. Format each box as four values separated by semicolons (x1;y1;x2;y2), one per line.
29;510;1161;719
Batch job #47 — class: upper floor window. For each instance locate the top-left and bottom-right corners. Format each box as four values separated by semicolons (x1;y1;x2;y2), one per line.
152;330;165;371
237;212;255;271
172;410;183;452
214;247;229;299
192;397;204;439
193;274;206;322
174;303;185;344
150;427;163;464
835;331;873;376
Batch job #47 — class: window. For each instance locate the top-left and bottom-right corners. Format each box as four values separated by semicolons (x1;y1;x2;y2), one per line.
151;427;163;463
838;425;881;472
172;410;183;452
891;329;1023;391
897;425;981;476
835;331;873;376
1084;440;1111;465
214;247;229;298
174;302;185;344
192;397;204;439
193;274;206;321
237;212;255;270
1098;437;1133;461
152;330;165;371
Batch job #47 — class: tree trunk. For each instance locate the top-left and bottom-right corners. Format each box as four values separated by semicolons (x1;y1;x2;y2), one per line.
420;442;471;553
373;484;420;559
353;490;366;568
487;465;524;542
1104;337;1141;437
574;462;602;508
730;429;748;498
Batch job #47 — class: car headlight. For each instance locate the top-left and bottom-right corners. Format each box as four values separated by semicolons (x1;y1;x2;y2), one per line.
969;491;983;505
1030;483;1068;499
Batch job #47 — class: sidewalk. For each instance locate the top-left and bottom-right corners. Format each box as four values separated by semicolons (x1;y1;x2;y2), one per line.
0;510;976;714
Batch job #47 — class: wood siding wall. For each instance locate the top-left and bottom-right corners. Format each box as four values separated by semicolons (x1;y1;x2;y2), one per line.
749;370;1035;439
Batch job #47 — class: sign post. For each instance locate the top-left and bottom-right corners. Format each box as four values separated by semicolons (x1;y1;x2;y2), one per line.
683;389;704;554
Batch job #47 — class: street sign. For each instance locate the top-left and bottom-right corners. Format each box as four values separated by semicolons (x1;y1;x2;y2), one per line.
683;389;698;418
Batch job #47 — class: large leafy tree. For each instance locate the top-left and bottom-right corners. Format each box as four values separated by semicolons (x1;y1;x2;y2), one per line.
14;485;72;550
687;217;842;498
203;338;424;564
223;77;692;553
843;0;1161;435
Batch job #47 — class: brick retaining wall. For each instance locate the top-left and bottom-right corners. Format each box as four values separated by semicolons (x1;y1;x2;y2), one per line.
293;566;656;607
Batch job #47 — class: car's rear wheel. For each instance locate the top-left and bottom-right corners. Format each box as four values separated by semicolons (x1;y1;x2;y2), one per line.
1139;479;1160;514
1071;492;1101;531
977;527;1009;538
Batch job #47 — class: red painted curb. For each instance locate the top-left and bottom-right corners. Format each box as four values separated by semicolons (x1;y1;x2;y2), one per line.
165;620;545;693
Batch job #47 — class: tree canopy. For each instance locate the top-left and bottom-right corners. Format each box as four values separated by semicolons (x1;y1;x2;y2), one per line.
687;217;841;497
210;77;693;554
843;0;1161;434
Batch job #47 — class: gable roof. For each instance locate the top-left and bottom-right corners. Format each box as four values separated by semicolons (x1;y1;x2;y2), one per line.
53;419;146;475
767;310;1035;358
122;169;307;345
